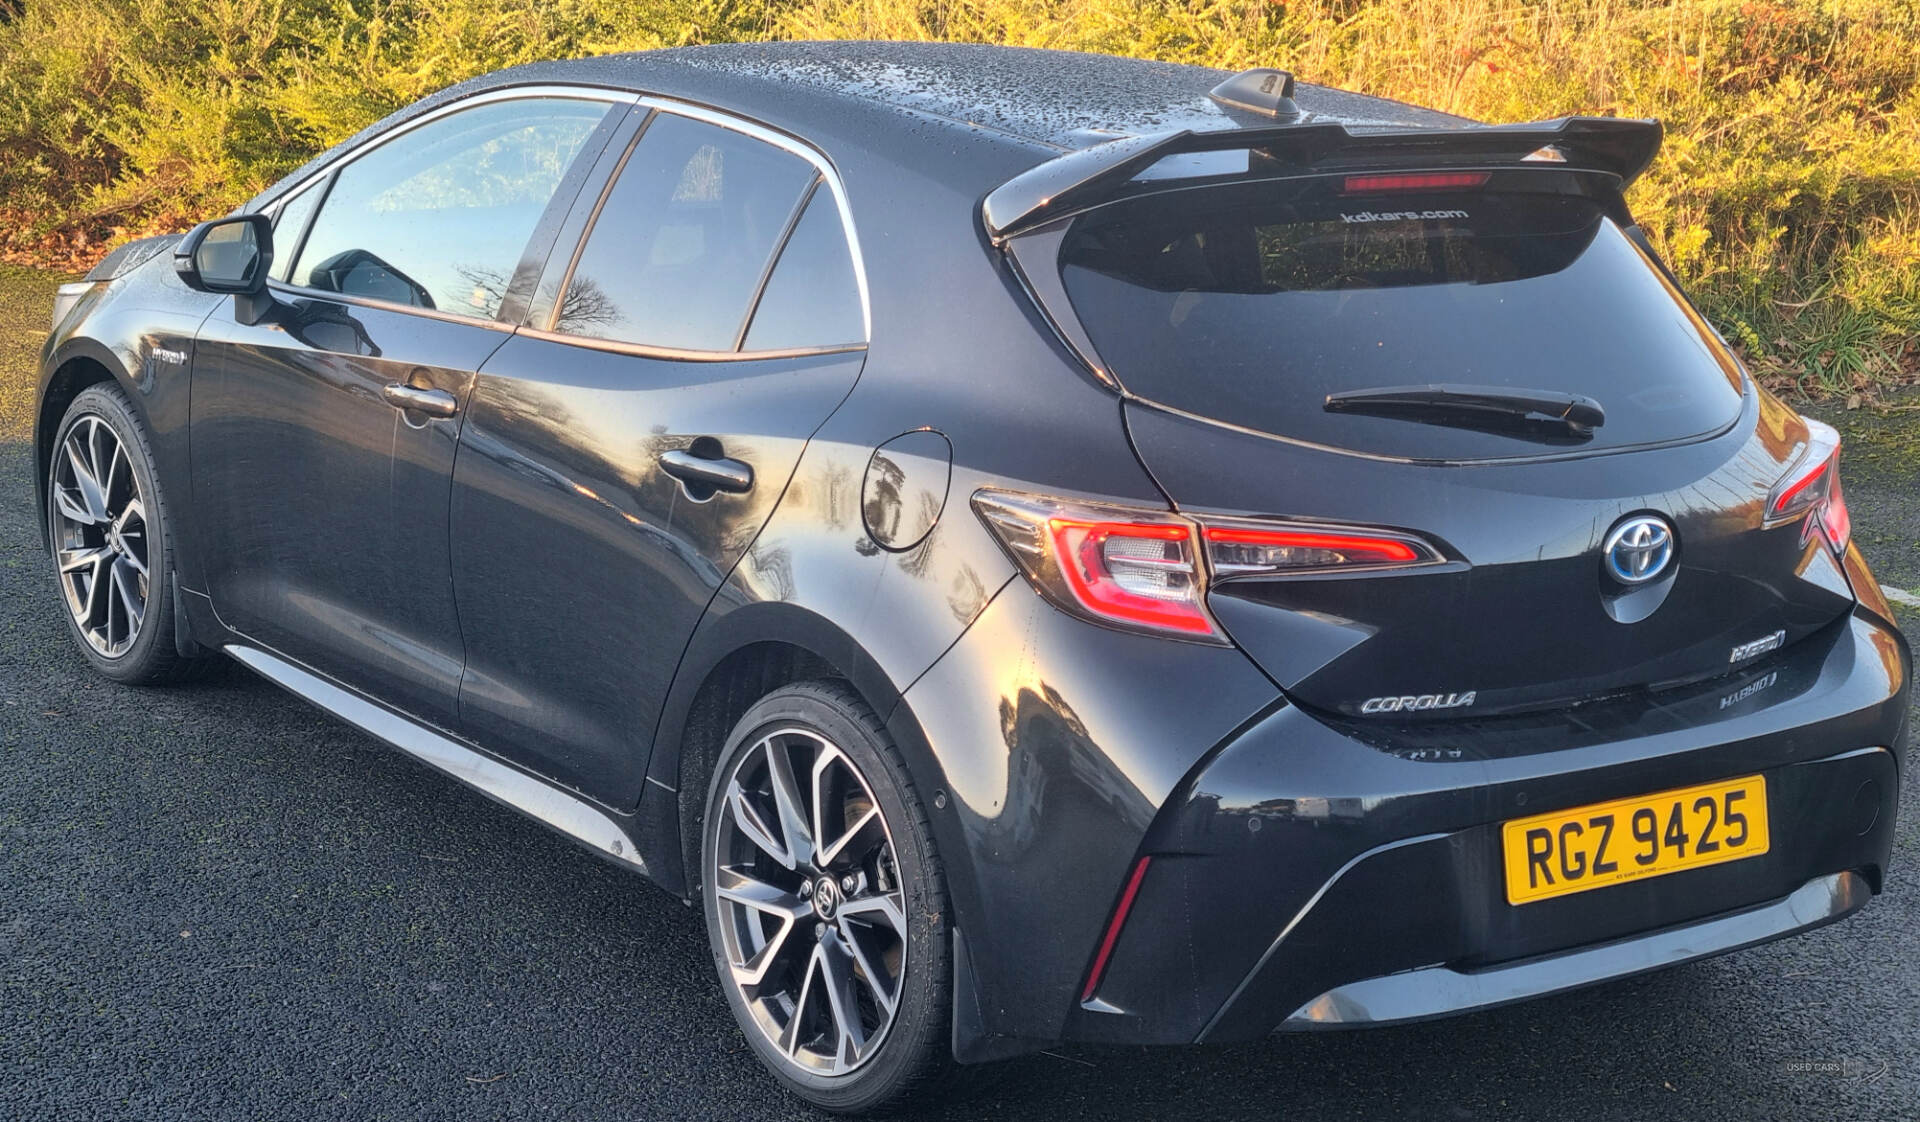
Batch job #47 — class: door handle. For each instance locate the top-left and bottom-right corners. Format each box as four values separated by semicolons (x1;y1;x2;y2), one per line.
660;449;754;495
381;383;458;418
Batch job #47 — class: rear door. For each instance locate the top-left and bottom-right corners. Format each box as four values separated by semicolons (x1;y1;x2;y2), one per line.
189;93;623;727
448;106;869;800
1038;172;1855;718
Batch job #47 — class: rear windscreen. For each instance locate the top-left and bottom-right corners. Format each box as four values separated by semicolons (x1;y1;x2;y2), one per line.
1057;184;1745;461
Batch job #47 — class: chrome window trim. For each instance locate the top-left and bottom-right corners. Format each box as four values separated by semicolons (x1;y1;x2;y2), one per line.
263;279;522;333
261;84;641;328
517;323;864;362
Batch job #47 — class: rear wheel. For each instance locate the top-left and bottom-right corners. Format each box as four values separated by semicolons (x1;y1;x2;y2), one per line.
46;383;210;683
700;681;953;1113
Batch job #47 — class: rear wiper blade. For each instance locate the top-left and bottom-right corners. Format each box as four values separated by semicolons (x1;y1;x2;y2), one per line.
1325;384;1605;437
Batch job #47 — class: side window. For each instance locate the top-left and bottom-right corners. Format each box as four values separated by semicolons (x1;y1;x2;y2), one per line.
289;97;613;317
266;180;326;283
742;184;864;350
552;113;816;350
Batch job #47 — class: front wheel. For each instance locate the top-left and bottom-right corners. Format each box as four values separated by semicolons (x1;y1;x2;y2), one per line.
700;681;954;1113
46;383;210;683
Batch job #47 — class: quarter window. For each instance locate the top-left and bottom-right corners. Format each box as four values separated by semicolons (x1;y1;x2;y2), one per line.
266;181;325;283
288;97;613;317
551;113;817;350
741;184;864;351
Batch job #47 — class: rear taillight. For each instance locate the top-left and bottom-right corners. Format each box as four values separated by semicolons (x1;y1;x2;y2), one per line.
1766;418;1851;554
973;491;1220;641
1203;524;1432;575
973;490;1439;641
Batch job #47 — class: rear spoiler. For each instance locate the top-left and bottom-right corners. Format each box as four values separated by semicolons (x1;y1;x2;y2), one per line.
981;115;1662;243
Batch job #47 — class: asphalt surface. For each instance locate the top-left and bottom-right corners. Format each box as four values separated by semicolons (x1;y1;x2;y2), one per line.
3;420;1917;1120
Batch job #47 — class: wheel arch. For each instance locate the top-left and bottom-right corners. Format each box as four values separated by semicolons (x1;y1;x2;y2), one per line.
33;342;140;550
646;600;915;901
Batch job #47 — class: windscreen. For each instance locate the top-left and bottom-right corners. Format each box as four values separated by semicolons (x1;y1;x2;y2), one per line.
1057;182;1745;461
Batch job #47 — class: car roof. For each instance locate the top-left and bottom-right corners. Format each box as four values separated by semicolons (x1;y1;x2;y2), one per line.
577;41;1471;151
255;42;1473;211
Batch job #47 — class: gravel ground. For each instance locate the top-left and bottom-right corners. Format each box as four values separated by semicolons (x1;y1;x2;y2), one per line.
2;264;1916;1120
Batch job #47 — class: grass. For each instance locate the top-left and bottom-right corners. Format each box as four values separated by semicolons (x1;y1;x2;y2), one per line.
1;0;1915;446
0;266;65;441
0;1;1914;399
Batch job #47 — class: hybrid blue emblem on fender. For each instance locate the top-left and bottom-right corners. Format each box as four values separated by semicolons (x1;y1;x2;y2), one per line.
1603;514;1675;584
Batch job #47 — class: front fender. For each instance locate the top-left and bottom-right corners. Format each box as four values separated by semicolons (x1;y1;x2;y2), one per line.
33;252;222;584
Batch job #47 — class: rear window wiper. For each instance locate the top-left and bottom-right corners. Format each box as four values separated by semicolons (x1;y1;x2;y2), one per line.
1324;384;1605;438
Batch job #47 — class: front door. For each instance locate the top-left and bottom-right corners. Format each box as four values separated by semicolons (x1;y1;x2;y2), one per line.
449;108;871;802
189;94;624;727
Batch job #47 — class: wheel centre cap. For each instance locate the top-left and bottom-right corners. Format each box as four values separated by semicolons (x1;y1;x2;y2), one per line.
810;877;841;919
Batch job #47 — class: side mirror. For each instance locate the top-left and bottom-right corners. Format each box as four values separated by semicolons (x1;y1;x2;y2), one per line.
174;214;277;324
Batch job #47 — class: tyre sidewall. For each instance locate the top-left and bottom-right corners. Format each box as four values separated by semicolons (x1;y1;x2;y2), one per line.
700;683;951;1113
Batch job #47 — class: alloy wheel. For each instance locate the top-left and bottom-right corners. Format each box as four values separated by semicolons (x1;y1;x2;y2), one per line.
50;415;149;658
712;726;909;1076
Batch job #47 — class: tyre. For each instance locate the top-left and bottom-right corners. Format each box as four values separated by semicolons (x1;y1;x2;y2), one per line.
700;681;954;1113
46;383;211;684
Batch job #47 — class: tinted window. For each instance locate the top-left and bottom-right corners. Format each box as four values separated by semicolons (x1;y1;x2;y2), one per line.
742;185;864;350
267;181;325;282
291;98;611;316
1058;184;1746;462
553;113;816;350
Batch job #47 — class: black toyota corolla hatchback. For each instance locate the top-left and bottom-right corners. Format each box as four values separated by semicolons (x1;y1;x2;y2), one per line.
34;42;1910;1112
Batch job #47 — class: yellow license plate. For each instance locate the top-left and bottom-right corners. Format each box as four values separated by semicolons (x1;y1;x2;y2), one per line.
1501;775;1769;905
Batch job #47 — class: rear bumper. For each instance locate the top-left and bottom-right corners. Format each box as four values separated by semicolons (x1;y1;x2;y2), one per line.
1065;609;1908;1045
1284;869;1869;1030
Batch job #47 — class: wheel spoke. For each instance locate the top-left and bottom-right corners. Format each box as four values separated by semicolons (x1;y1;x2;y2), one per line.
817;805;882;869
727;779;795;869
54;487;98;526
836;891;908;943
778;946;824;1059
715;868;811;988
764;737;815;868
58;545;111;574
838;920;899;1016
713;866;811;920
112;558;144;633
103;437;126;505
87;419;111;498
80;551;111;628
61;438;108;523
103;560;121;647
817;937;869;1066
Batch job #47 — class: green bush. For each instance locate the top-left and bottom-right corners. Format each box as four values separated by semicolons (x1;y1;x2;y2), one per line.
2;0;1914;397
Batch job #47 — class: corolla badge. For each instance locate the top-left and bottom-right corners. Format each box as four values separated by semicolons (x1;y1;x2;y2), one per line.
1603;514;1674;584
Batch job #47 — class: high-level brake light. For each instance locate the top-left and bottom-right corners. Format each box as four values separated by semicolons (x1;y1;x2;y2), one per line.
1342;171;1490;193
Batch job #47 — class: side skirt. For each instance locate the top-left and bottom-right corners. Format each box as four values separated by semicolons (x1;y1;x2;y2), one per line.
225;644;647;874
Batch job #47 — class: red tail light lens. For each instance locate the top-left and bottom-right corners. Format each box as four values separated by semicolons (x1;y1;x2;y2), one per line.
1821;470;1851;553
1342;171;1490;193
1048;517;1214;635
1204;525;1431;575
973;491;1221;641
1766;417;1850;554
974;490;1441;640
